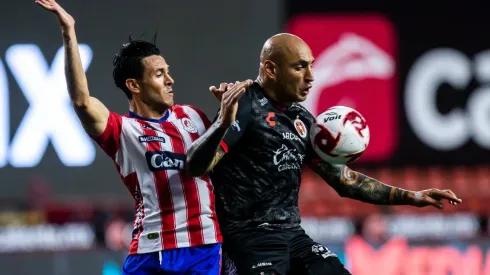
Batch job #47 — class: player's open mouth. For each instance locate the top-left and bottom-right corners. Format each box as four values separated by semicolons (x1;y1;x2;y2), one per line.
301;86;312;95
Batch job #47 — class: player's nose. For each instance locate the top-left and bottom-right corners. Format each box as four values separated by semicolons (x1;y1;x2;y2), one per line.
165;75;175;86
305;67;314;83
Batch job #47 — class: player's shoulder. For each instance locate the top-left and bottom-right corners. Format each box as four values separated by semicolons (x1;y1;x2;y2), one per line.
172;104;211;130
245;82;263;98
291;103;316;123
172;104;207;120
173;104;203;114
242;82;268;109
108;111;127;122
291;103;313;117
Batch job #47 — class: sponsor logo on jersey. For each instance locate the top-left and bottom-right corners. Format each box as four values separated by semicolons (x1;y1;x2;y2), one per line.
145;151;185;171
282;132;301;142
272;144;305;172
266;112;276;127
181;118;198;133
138;135;165;143
147;232;159;240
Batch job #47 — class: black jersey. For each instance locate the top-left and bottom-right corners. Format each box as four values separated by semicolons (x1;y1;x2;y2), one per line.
211;82;320;235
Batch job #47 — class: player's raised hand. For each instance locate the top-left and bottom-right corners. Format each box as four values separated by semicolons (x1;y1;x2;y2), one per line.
218;79;253;127
411;188;462;209
35;0;75;29
210;81;240;101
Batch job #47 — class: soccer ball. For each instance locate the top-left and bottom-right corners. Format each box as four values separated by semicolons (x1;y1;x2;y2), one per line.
310;106;370;164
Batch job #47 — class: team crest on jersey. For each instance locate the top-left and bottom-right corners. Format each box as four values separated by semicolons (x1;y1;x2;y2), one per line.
181;118;198;133
294;119;308;138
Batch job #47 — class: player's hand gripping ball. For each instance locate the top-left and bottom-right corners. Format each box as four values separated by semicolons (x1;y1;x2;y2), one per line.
310;106;370;164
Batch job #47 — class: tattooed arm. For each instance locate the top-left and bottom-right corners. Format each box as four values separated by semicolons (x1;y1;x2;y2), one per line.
186;81;253;177
186;122;228;177
309;162;413;205
309;161;462;208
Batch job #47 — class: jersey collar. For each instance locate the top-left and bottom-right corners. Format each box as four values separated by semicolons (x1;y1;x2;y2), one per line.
127;110;170;123
260;90;291;111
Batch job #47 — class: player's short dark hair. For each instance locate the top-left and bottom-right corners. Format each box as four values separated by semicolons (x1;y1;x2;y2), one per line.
112;35;160;99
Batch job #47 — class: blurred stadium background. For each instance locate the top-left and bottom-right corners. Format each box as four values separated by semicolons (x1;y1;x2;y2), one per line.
1;0;489;274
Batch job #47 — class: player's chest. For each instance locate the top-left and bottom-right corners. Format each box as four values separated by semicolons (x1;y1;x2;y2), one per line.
122;119;199;171
249;110;311;171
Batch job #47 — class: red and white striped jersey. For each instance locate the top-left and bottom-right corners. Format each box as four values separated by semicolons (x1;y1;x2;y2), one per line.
93;104;222;254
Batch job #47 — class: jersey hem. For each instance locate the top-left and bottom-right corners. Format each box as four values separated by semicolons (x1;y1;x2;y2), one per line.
128;240;223;255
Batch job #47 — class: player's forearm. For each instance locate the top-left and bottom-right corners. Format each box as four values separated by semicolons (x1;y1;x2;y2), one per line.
61;27;90;108
311;162;416;205
186;121;229;177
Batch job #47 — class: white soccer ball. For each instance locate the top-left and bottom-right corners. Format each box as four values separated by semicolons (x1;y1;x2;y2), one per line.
310;106;370;164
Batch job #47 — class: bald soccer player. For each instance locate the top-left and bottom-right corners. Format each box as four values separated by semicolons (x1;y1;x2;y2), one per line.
185;33;462;275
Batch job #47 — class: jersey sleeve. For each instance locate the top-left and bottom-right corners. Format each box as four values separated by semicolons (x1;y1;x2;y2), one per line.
91;111;123;159
213;90;253;153
306;140;322;165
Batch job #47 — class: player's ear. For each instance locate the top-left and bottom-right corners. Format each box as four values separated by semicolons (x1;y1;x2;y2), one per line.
263;60;276;79
125;78;140;95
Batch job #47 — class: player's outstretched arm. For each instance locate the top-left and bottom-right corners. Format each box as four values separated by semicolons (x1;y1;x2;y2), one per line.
186;80;252;177
35;0;109;137
309;162;462;209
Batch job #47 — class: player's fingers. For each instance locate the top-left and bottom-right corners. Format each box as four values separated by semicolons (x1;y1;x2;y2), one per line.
226;81;240;91
424;196;444;209
211;89;224;97
228;87;246;103
222;80;250;101
209;86;225;102
444;189;458;199
432;189;461;202
233;87;247;100
38;0;57;10
226;81;247;94
233;81;251;94
236;79;253;89
35;0;50;9
219;83;228;91
223;86;246;105
443;189;462;204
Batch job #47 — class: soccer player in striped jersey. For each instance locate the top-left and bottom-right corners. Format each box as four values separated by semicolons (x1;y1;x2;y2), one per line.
36;0;251;274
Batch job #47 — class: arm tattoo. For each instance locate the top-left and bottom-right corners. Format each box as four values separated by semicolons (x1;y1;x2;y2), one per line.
210;148;226;172
186;120;228;177
310;162;412;205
